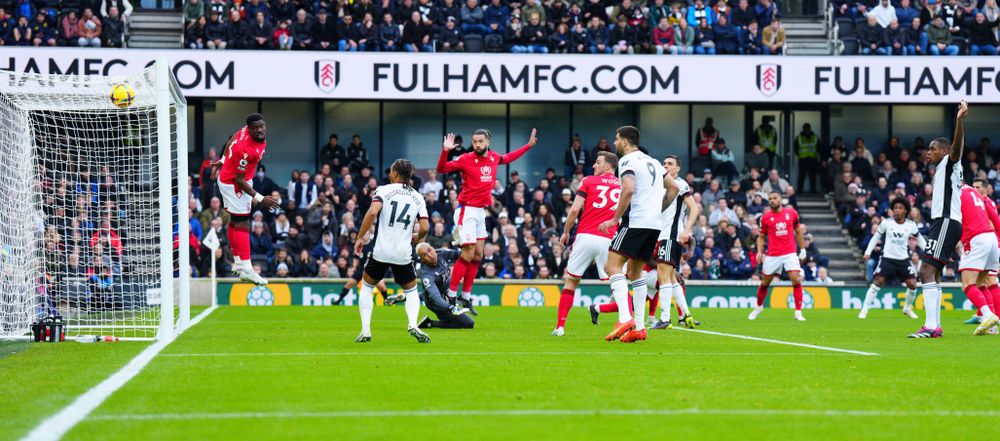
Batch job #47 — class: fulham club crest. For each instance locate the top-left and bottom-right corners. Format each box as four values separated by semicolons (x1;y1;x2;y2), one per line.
315;60;340;93
756;64;781;97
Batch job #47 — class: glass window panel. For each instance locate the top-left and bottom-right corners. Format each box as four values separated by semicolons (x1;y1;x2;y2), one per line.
322;101;380;178
382;102;443;173
892;105;947;151
510;103;570;183
638;104;688;165
262;101;316;187
830;105;888;155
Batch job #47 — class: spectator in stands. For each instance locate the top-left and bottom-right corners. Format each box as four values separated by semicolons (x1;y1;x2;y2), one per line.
884;19;906;55
460;0;485;34
724;247;752;279
702;178;724;206
584;0;609;24
926;16;959;55
858;14;887;54
688;0;713;26
761;169;790;194
58;10;79;46
752;116;777;165
673;18;695;53
320;134;346;170
434;16;462;51
904;17;928;55
30;11;55;46
524;14;549;52
761;18;784;54
549;22;571;52
585;16;610;53
380;12;400;51
896;0;918;27
186;15;207;48
293;249;318;276
291;9;313;49
290;171;317;215
77;8;101;47
724;180;746;206
226;9;249;49
249;11;273;49
403;10;432;52
713;15;739;53
334;9;358;52
183;0;206;26
742;144;766;173
695;118;719;170
694;17;716;53
649;0;670;27
204;10;227;49
610;15;633;53
311;231;337;261
250;221;274;261
755;0;781;27
273;19;293;49
967;13;999;55
732;0;755;28
712;138;738;182
870;0;897;28
347;135;371;174
652;16;675;54
710;198;739;227
823;146;846;192
564;136;590;178
484;0;508;34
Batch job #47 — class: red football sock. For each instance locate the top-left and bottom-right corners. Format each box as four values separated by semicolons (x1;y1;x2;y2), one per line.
989;284;1000;314
756;284;768;307
556;289;574;328
965;285;989;312
792;283;803;310
228;223;250;261
462;259;480;294
648;292;659;318
449;258;469;292
598;302;618;313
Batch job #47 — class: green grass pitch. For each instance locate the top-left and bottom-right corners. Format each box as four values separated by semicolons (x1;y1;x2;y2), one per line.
4;306;1000;440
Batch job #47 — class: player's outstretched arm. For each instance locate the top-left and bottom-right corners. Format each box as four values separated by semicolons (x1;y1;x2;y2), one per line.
354;200;382;255
437;133;460;173
950;100;968;163
561;195;586;246
600;174;633;233
500;128;537;165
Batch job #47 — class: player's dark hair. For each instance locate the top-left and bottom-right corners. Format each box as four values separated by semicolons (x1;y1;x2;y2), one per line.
769;190;782;197
391;159;414;184
246;113;264;125
890;197;911;213
974;177;990;188
616;126;640;146
664;154;681;169
473;129;492;140
597;151;618;171
929;137;951;150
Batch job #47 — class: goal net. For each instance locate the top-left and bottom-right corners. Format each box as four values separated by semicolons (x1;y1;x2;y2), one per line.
0;61;189;341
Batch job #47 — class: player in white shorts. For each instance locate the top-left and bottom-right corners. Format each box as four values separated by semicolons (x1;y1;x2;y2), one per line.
552;152;621;336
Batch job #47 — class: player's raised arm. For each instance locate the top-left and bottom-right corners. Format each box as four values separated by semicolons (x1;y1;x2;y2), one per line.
354;199;383;255
500;128;537;164
601;174;633;233
561;194;587;246
950;100;968;163
437;133;460;173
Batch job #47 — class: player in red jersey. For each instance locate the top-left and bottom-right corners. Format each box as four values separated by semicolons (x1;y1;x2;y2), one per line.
970;178;1000;333
551;152;622;336
437;128;536;314
749;191;807;321
211;114;280;285
957;183;1000;335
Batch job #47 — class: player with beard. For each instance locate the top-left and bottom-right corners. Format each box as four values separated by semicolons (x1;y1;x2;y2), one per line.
748;191;808;321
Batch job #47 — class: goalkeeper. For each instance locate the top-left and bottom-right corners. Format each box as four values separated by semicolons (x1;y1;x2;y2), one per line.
413;244;474;329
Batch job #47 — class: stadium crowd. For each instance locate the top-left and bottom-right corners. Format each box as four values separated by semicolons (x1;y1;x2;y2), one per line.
174;0;791;53
840;0;1000;55
178;129;836;283
0;0;132;47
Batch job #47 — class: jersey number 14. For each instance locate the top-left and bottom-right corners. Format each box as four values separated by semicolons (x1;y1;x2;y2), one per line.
388;201;412;228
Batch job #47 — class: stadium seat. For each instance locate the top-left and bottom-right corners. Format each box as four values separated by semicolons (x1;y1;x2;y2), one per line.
840;37;859;55
464;34;484;53
835;18;854;38
853;17;867;31
484;34;504;53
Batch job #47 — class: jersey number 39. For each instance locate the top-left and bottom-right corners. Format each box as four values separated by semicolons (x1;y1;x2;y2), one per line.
593;185;621;210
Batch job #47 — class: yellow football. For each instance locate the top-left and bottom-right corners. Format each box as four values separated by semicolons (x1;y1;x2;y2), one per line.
109;83;135;108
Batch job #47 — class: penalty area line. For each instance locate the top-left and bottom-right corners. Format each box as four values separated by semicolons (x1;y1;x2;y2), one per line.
21;305;218;441
88;407;1000;421
672;327;879;356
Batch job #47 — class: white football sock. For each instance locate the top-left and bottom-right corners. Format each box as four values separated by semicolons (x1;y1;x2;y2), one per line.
446;289;457;299
631;279;647;330
404;287;420;329
862;283;879;313
359;281;375;334
461;291;471;301
658;285;672;322
609;274;632;323
904;288;917;309
672;283;690;316
922;283;941;329
980;305;994;318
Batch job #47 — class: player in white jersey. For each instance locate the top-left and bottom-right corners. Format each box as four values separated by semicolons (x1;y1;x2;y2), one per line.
909;100;968;339
649;155;701;330
353;159;431;343
600;126;671;343
860;198;925;319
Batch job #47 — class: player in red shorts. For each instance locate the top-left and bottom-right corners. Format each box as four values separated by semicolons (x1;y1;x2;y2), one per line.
749;191;807;321
210;113;280;285
552;152;621;336
970;178;1000;334
437;129;536;314
957;183;1000;335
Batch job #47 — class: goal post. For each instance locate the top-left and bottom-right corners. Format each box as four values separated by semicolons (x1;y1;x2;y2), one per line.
0;59;189;341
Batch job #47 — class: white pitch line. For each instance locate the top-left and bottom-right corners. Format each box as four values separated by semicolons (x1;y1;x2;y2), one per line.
160;351;848;357
87;407;1000;422
673;328;879;356
22;305;218;441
